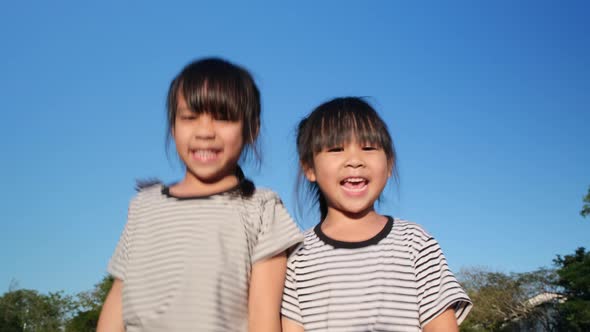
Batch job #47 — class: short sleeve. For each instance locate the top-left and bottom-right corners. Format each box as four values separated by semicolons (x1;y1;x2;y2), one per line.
251;192;303;265
281;258;303;324
415;237;472;327
107;196;139;280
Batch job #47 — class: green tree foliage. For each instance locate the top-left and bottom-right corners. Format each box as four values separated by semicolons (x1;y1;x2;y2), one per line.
65;310;100;332
66;275;114;332
0;276;113;332
0;289;75;332
0;302;23;332
459;267;559;332
581;186;590;218
554;247;590;331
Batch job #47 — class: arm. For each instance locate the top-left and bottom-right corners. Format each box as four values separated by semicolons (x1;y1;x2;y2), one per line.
248;252;287;332
282;317;304;332
423;307;459;332
97;278;125;332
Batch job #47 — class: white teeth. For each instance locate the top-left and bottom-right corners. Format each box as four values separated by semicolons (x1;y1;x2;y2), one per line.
195;149;216;157
344;177;365;183
192;149;218;160
341;177;368;193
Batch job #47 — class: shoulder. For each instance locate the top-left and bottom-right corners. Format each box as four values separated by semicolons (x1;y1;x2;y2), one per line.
240;187;286;210
288;227;322;259
135;181;163;197
250;187;283;203
231;188;293;227
389;218;439;253
302;227;319;244
391;218;432;240
129;181;165;208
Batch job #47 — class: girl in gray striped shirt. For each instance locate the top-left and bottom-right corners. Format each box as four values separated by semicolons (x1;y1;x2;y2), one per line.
97;58;303;332
281;97;472;331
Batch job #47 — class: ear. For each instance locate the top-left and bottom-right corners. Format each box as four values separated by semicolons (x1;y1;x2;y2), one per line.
301;162;317;182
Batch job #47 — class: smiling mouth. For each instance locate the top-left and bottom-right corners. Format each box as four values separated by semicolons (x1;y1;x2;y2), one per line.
191;149;220;162
340;177;368;192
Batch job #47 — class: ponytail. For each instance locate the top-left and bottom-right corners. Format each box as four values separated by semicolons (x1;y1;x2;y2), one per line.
236;165;255;197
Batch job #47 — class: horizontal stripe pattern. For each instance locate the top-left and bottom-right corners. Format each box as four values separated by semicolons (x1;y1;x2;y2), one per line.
108;185;303;331
281;219;472;331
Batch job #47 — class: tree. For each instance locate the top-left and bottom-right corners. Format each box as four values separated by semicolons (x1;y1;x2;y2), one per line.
66;275;114;332
581;186;590;218
0;276;114;332
66;310;100;332
0;302;22;332
458;267;560;332
553;247;590;331
0;288;75;332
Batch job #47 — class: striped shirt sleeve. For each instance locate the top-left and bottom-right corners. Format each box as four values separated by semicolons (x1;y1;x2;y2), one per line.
281;258;303;324
415;236;472;327
107;195;139;280
251;192;303;264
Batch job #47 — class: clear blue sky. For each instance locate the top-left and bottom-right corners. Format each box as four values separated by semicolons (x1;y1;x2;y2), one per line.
1;1;589;295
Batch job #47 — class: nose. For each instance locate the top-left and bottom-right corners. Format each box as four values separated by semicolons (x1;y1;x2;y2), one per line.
193;113;215;139
344;148;365;168
345;158;365;168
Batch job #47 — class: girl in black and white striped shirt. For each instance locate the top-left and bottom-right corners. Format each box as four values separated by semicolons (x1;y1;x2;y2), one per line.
281;97;472;332
97;58;302;332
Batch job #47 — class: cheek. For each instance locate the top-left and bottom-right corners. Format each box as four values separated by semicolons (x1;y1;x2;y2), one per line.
231;131;244;148
223;126;245;150
313;163;335;184
378;159;391;180
172;127;189;145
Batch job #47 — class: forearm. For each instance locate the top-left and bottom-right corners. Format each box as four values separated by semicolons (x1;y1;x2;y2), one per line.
248;252;287;332
423;307;459;332
282;317;304;332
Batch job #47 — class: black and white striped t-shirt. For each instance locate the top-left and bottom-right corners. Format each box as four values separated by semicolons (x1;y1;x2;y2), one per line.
281;217;472;331
108;184;303;332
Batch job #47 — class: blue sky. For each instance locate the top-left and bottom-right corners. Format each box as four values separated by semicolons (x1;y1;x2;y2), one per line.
1;1;589;295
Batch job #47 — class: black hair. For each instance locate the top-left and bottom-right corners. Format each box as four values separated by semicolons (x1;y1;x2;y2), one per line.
166;57;260;197
296;97;398;220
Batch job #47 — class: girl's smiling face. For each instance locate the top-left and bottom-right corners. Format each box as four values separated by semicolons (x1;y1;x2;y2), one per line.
173;93;244;186
304;139;391;218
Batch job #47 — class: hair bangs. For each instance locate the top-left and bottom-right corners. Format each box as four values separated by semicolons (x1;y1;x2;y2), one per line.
179;76;243;122
310;109;389;153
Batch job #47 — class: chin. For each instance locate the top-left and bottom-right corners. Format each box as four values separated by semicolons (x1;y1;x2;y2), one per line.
341;207;374;217
186;168;226;183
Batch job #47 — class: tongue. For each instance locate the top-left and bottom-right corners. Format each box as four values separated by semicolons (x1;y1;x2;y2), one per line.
343;181;365;189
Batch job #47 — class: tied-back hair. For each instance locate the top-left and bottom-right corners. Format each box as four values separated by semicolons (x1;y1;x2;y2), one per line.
135;178;162;191
235;165;255;197
296;97;398;220
165;57;261;198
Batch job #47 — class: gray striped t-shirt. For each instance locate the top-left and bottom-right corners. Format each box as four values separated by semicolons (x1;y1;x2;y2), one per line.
281;217;472;331
108;184;303;331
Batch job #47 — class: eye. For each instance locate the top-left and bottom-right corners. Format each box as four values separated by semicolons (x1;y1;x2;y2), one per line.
213;117;234;123
179;114;196;121
211;111;239;122
362;145;379;151
211;114;229;122
326;147;343;152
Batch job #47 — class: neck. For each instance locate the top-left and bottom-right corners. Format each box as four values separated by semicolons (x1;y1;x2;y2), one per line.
322;206;381;227
320;207;389;243
174;169;240;197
